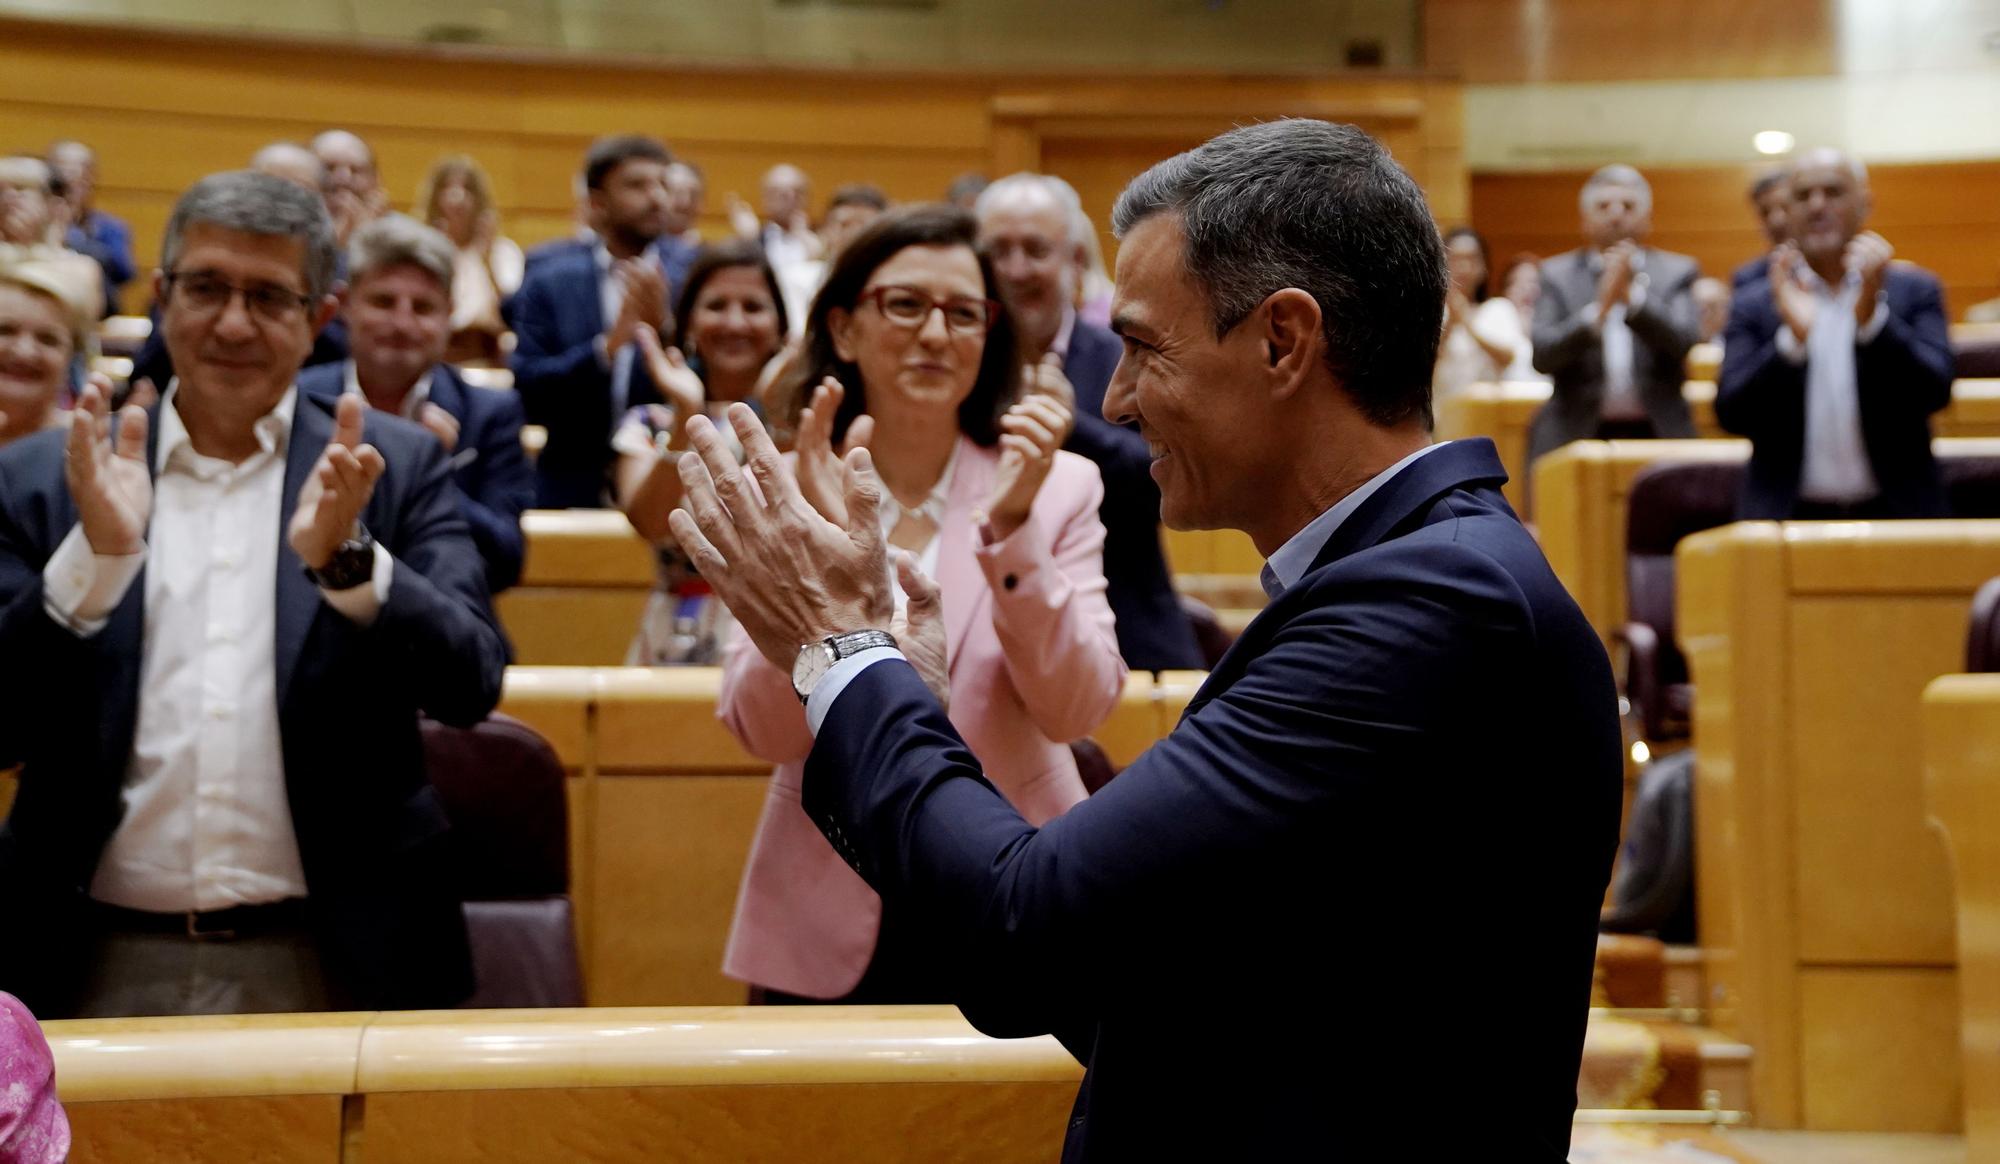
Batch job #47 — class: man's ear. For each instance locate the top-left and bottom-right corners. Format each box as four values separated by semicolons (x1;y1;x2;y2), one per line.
1259;288;1322;400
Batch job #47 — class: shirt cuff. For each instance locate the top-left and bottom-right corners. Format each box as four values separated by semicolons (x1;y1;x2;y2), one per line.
804;646;905;736
593;333;613;371
319;542;393;626
1857;295;1890;344
1775;323;1808;365
42;523;145;636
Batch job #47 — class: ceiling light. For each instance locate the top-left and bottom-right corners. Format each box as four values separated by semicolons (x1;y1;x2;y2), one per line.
1753;130;1796;156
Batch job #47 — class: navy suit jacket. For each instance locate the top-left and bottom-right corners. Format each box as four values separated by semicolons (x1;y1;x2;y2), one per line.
1731;253;1770;293
298;362;535;593
802;439;1622;1161
1715;263;1953;519
509;248;661;507
1062;320;1202;671
0;394;509;1016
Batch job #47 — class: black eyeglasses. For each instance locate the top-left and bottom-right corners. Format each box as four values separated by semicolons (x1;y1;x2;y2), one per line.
857;285;997;336
164;272;316;323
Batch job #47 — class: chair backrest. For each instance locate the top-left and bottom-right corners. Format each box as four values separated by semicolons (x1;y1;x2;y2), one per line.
1955;338;2000;380
1070;738;1120;796
1178;594;1236;671
1945;455;2000;518
1969;576;2000;674
420;713;568;898
1624;459;1745;660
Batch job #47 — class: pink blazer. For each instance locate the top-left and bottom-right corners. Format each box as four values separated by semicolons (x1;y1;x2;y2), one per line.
719;438;1127;997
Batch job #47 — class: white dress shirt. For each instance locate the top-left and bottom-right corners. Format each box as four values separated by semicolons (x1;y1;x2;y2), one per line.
1777;269;1889;504
1589;252;1649;422
594;243;639;427
40;384;391;912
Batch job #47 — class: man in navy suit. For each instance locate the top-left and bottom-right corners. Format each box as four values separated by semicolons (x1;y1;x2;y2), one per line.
298;214;533;594
49;140;135;318
669;120;1622;1161
0;171;506;1018
510;136;676;508
976;172;1202;671
1717;148;1954;519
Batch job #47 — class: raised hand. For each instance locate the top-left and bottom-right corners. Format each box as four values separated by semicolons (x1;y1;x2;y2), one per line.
1019;351;1077;445
607;259;667;353
1596;240;1637;316
1846;231;1893;327
727;195;761;241
288;392;386;571
982;392;1069;542
417;402;460;454
794;376;875;527
635;325;706;420
667;404;895;670
1769;244;1819;344
64;383;151;556
889;550;949;710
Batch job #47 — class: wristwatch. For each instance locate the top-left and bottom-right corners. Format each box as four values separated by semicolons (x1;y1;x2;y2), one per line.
792;629;898;704
304;525;377;592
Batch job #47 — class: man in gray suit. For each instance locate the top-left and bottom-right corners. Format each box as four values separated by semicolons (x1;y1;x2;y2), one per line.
1529;165;1701;483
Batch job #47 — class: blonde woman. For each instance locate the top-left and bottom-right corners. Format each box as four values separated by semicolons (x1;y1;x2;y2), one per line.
0;259;94;446
416;154;524;364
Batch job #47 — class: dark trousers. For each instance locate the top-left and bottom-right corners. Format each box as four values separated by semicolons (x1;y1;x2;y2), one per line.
72;902;333;1019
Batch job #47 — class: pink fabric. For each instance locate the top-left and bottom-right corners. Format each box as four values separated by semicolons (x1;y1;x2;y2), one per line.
0;993;69;1164
719;440;1126;997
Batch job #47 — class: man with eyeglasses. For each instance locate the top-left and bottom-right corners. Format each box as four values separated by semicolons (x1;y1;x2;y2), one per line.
0;169;508;1018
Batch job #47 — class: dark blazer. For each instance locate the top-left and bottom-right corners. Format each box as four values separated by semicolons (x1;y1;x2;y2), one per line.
1714;263;1954;519
1062;320;1202;672
0;394;509;1017
1530;246;1702;465
802;439;1623;1162
298;362;535;593
1731;253;1770;293
509;248;661;508
67;211;135;318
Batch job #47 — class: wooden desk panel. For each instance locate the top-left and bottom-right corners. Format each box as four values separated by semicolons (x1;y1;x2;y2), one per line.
1925;675;2000;1160
64;1096;342;1164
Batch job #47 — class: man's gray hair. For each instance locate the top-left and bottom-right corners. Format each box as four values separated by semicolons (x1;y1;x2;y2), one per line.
1111;118;1447;429
162;170;338;302
975;172;1089;249
348;213;456;297
1579;164;1653;214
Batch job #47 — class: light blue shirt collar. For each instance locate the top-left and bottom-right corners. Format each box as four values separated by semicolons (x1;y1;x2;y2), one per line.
1258;442;1447;599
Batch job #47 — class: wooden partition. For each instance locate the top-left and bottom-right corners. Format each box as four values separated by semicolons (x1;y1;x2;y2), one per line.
497;665;1177;1006
1678;521;2000;1131
0;15;1464;315
1537;437;2000;645
47;1006;1082;1163
1925;673;2000;1161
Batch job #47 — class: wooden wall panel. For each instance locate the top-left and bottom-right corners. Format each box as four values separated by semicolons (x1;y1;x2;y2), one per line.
1472;163;2000;318
1427;0;1839;84
0;17;1464;314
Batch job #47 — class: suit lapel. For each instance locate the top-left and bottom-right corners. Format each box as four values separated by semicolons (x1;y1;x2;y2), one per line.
274;394;334;710
936;437;995;675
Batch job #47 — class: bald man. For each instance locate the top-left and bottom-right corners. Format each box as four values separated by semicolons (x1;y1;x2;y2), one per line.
312;129;389;246
1715;148;1953;519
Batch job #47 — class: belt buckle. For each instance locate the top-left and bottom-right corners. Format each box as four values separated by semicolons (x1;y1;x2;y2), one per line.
184;911;236;941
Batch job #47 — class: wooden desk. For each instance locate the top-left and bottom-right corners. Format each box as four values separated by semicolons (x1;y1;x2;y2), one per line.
1679;521;2000;1131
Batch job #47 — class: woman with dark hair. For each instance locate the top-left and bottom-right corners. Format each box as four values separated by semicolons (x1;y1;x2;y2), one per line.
718;204;1126;1003
1497;251;1549;382
612;239;791;664
1435;225;1533;401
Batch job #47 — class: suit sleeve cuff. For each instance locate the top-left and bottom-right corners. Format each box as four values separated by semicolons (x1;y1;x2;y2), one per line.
805;647;905;736
1775;324;1808;364
319;541;393;626
43;523;144;635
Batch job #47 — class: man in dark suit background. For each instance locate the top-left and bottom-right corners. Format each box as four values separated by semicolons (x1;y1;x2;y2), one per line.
1716;148;1954;519
510;135;675;508
975;172;1202;671
0;170;507;1018
1731;166;1792;292
299;214;534;593
1530;164;1702;475
669;119;1622;1160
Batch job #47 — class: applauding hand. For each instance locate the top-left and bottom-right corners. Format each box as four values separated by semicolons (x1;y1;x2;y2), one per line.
890;550;949;710
64;382;151;557
793;377;875;527
982;392;1070;542
668;405;894;671
635;325;706;421
1019;351;1077;445
288;393;385;571
1846;231;1893;328
1769;245;1819;344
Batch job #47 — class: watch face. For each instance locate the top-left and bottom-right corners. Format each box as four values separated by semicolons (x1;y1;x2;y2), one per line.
792;640;836;698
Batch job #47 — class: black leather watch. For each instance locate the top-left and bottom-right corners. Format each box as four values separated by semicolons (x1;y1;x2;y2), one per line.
304;526;377;592
792;629;898;704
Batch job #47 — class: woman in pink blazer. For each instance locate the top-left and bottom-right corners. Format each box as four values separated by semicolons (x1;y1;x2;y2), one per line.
719;205;1127;1002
